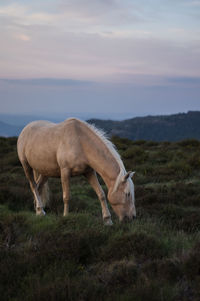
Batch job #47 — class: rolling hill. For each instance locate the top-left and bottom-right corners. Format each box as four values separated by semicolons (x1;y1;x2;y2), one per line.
88;111;200;141
0;111;200;141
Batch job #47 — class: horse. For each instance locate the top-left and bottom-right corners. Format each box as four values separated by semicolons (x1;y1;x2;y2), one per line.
17;118;136;225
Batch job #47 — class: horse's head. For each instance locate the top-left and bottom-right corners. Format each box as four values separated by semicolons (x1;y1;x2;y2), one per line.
108;171;136;222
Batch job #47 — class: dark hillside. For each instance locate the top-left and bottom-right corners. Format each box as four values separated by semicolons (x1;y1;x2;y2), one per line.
89;111;200;141
1;137;200;300
1;111;200;141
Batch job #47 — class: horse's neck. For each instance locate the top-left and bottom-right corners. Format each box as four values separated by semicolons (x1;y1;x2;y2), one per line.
99;158;120;186
83;134;122;189
91;152;121;188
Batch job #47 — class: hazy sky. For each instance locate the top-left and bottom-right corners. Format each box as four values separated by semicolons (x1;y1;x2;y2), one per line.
0;0;200;119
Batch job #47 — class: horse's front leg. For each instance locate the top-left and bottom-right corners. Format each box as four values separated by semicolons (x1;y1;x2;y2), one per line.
85;170;113;225
61;168;70;216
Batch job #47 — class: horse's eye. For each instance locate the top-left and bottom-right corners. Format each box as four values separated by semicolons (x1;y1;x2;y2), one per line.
126;192;130;198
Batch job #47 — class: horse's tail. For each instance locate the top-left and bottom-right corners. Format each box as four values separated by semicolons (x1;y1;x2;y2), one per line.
33;170;50;208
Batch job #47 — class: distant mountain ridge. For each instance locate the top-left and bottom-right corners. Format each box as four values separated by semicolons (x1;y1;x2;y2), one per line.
0;121;22;137
88;111;200;141
1;111;200;141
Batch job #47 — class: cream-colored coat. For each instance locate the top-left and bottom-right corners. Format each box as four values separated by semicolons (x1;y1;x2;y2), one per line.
17;118;136;224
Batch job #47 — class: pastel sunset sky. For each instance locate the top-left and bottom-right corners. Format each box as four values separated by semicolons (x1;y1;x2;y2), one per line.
0;0;200;119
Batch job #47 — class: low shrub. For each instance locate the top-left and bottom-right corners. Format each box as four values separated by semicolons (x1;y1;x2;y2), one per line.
178;139;200;147
101;231;169;262
122;146;148;164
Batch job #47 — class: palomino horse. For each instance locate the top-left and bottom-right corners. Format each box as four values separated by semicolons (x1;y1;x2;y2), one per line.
17;118;136;224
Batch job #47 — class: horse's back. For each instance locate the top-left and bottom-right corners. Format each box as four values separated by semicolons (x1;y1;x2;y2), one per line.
17;121;56;156
19;120;56;137
17;120;63;172
17;118;86;176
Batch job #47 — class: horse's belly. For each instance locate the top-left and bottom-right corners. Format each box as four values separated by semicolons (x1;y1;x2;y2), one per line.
27;152;60;177
36;165;61;177
71;164;90;176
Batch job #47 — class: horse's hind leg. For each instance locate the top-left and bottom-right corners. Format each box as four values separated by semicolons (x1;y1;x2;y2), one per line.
85;170;113;225
33;171;49;207
22;161;46;215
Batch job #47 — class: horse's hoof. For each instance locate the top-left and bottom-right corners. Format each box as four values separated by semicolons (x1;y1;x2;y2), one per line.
41;209;46;216
104;218;113;226
36;208;46;216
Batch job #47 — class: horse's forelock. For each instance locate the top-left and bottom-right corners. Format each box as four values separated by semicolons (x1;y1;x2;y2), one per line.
126;178;135;198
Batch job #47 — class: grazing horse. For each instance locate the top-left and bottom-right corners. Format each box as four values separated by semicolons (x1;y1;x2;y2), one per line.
17;118;136;224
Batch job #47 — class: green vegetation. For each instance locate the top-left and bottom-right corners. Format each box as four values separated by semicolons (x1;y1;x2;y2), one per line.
1;136;200;300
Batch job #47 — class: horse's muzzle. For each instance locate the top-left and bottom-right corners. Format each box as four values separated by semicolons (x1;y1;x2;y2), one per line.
121;215;136;223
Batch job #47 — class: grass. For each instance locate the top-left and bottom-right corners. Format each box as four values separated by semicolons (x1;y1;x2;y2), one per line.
0;137;200;300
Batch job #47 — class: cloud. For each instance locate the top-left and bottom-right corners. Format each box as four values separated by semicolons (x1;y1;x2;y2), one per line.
58;0;140;26
0;3;27;18
0;78;93;87
0;3;56;26
0;0;200;83
1;75;200;117
184;1;200;7
59;0;116;18
166;76;200;85
0;1;140;31
15;34;31;41
1;22;200;82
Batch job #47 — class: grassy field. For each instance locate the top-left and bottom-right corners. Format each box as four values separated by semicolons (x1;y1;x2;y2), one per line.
0;136;200;300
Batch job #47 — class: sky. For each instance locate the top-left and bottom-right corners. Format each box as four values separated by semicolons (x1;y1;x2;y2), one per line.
0;0;200;119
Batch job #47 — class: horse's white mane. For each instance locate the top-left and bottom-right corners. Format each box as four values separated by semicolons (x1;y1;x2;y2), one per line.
84;121;133;194
80;119;126;174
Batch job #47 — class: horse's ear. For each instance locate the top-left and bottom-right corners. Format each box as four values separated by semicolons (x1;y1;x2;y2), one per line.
123;171;135;182
129;171;135;179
